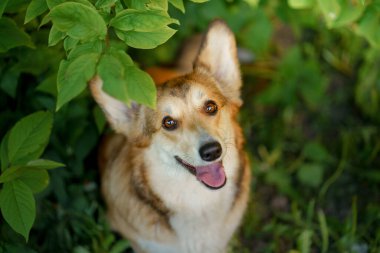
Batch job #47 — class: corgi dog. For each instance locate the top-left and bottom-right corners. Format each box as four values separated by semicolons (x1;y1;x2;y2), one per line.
89;20;251;253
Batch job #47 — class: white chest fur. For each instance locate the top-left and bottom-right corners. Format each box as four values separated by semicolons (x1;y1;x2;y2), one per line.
137;145;241;253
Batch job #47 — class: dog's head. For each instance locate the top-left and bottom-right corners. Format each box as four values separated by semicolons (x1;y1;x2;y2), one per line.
92;20;242;190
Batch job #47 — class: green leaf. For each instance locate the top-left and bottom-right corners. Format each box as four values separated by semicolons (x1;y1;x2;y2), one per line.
109;240;130;253
110;9;179;32
0;68;20;98
0;166;24;183
46;0;64;9
26;159;64;170
302;142;332;163
318;209;329;253
356;7;380;47
63;37;79;51
0;180;35;241
147;0;168;11
125;66;156;108
297;229;313;253
317;0;341;27
115;26;176;49
97;53;130;103
189;0;209;2
48;25;65;46
56;53;99;110
0;160;61;184
36;74;57;96
95;0;118;8
18;169;49;193
67;40;103;60
7;111;53;166
318;0;364;28
93;106;106;133
169;0;184;12
126;0;149;10
297;163;324;187
0;18;34;53
0;0;9;17
288;0;314;9
25;0;48;23
49;2;107;41
1;132;10;171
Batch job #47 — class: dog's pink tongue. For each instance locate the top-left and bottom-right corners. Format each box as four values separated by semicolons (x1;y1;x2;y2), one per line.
195;162;226;188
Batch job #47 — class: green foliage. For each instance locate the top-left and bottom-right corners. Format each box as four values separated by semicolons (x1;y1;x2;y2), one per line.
0;112;62;241
0;0;380;252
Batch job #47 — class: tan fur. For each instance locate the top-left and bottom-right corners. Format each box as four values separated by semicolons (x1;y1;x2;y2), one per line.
90;20;251;253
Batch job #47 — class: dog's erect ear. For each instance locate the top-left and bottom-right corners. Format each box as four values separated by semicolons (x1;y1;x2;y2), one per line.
89;76;139;136
194;20;242;105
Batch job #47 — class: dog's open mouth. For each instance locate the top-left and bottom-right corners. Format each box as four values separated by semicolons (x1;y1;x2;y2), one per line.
174;156;227;190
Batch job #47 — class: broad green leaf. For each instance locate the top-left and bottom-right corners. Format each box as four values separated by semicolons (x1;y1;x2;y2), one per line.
8;111;53;165
115;26;176;49
95;0;118;8
49;2;107;41
48;25;65;46
56;53;99;110
0;166;24;183
1;132;10;171
169;0;184;12
189;0;209;2
0;18;34;53
67;40;103;60
288;0;314;9
63;37;79;51
109;47;133;65
0;166;49;188
125;66;156;108
297;163;324;187
46;0;64;9
26;159;64;170
0;0;9;17
39;13;51;27
18;169;49;193
147;0;168;11
25;0;48;23
126;0;149;9
97;53;129;103
0;160;61;183
110;9;178;32
0;180;35;241
356;7;380;47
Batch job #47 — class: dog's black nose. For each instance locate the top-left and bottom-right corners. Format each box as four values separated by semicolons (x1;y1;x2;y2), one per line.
199;142;222;161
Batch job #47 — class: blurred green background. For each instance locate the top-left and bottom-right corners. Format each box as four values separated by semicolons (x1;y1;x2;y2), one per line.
1;0;380;252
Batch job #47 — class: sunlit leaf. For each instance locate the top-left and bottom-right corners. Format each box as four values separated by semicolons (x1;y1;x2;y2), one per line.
49;2;107;41
115;26;176;49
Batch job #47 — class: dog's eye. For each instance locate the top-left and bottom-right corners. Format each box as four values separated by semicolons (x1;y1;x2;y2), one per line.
162;116;178;131
204;100;218;115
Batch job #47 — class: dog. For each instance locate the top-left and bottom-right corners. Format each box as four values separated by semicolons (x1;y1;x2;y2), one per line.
89;20;251;253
